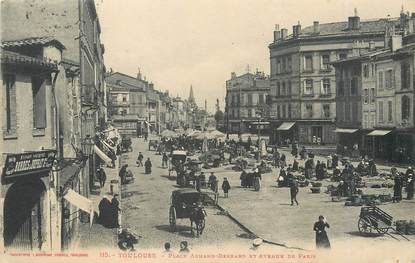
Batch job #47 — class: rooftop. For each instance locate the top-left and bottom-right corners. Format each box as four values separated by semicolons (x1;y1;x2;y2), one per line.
1;36;66;50
1;48;58;71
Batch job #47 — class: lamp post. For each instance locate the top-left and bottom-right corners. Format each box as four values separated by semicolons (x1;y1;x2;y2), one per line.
81;135;94;193
255;109;263;161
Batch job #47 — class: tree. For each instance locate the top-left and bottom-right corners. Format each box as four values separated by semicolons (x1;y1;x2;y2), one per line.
214;110;224;125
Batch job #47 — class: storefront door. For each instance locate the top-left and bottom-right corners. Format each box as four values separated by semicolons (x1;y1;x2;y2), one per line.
3;179;45;251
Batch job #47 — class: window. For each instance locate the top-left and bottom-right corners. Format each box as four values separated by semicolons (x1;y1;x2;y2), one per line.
304;55;313;71
32;77;47;129
258;94;264;104
248;109;252;118
370;113;376;128
247;94;253;106
364;89;369;104
363;64;369;78
277;59;281;74
287;80;292;95
271;58;277;75
345;102;350;121
288;104;292;118
378;101;384;122
370;88;375;104
321;79;331;95
388;101;393;122
378;71;384;90
350;77;358;95
402;95;410;121
323;104;330;118
385;69;393;89
363;113;368;129
352;102;358;122
305;104;313;118
401;62;410;90
276;82;280;96
321;54;330;70
122;95;127;102
277;105;281;119
282;81;286;96
304;79;313;95
281;105;286;118
3;74;16;133
337;80;344;96
287;56;292;72
282;57;286;72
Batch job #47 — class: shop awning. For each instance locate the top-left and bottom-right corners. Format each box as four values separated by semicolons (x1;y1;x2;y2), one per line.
63;189;94;226
367;130;392;136
94;145;112;165
277;122;296;131
334;128;358;133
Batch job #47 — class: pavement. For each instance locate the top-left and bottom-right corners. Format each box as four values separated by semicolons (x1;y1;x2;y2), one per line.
72;155;123;250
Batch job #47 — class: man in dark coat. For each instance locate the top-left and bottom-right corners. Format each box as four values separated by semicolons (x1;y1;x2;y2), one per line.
137;152;144;167
290;179;299;205
145;158;152;174
119;164;128;184
393;173;403;203
222;177;231;198
111;194;121;228
208;172;217;192
162;152;168;168
98;167;107;188
98;196;112;227
314;216;331;249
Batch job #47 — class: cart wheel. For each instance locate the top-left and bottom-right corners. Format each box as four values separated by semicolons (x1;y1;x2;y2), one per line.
169;206;176;232
358;217;373;234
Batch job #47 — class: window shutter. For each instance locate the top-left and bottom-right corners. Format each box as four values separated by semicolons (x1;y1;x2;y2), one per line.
32;77;47;129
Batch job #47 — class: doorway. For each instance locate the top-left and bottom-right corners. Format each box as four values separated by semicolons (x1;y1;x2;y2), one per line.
3;178;46;251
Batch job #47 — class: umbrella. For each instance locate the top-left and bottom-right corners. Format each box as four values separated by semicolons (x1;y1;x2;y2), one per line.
185;129;194;136
209;130;225;138
160;129;176;138
175;128;185;134
189;130;202;138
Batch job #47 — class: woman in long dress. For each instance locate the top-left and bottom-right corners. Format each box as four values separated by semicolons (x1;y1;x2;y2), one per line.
313;215;331;249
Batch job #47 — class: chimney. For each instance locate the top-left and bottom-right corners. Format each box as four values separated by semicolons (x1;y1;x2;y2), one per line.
231;72;236;79
281;28;288;39
391;35;402;52
369;40;376;50
273;24;281;42
348;8;360;30
293;21;301;39
137;68;142;80
313;21;320;34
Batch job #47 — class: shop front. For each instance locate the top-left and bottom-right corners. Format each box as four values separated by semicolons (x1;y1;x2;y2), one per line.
365;130;393;161
1;150;56;251
276;122;296;145
334;128;361;157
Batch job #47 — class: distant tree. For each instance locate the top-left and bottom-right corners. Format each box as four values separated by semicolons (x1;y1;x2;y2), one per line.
214;110;224;124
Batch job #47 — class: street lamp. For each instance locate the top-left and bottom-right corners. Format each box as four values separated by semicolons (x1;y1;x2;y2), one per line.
81;135;94;162
255;109;263;161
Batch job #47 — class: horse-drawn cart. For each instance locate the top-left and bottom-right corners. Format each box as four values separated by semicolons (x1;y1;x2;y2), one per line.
169;189;218;237
358;206;410;241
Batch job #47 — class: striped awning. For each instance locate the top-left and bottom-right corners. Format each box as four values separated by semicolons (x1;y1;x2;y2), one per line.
335;128;358;133
94;145;112;165
277;122;296;131
367;130;392;136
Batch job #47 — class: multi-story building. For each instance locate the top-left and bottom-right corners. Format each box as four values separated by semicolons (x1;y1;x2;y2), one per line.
171;97;188;129
0;42;62;252
106;72;148;136
332;11;415;162
1;0;106;251
225;71;270;134
268;11;401;145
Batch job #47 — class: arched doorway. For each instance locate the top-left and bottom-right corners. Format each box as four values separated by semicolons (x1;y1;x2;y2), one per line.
3;178;46;251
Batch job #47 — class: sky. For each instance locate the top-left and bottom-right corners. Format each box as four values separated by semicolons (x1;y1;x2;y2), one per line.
97;0;414;113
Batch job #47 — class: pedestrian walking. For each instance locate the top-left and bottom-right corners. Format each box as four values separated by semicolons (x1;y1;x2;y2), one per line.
393;172;403;203
208;172;217;192
162;152;168;168
119;164;128;184
222;177;231;198
290;178;299;205
98;196;112;228
137;152;144;167
145;158;152;174
406;173;414;200
314;215;331;249
98;167;107;188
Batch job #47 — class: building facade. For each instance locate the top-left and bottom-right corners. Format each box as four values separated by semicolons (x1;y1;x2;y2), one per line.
225;71;270;134
268;13;400;145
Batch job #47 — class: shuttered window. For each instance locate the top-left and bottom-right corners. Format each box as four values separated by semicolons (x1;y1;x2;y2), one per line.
4;74;17;133
32;77;47;129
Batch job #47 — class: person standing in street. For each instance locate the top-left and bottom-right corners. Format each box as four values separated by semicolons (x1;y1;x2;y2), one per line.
208;172;217;192
111;194;121;228
222;177;231;198
314;215;331;249
290;178;299;205
145;157;152;174
98;167;107;188
393;171;403;203
162;152;168;168
406;173;414;200
137;152;144;167
119;164;128;185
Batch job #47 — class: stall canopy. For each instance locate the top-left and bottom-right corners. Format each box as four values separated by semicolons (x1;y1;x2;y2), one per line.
334;128;358;133
276;122;296;131
367;130;392;136
63;189;94;226
94;145;112;166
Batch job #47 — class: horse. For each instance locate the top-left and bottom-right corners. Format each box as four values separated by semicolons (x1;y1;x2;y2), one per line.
189;205;207;237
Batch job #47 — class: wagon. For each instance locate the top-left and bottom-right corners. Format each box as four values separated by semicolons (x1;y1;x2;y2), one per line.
169;150;187;178
169;189;218;234
148;139;159;151
120;136;133;152
358;206;410;240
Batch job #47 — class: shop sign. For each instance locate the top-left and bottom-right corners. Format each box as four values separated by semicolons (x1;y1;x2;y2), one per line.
2;150;56;183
